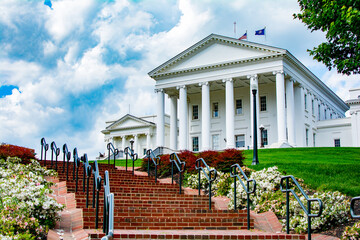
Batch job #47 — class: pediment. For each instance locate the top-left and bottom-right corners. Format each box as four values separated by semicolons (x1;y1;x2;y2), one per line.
149;34;286;78
106;114;155;131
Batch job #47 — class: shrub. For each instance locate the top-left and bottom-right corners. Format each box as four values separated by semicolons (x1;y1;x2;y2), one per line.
227;166;350;234
0;144;35;163
216;149;245;172
342;221;360;240
0;157;64;238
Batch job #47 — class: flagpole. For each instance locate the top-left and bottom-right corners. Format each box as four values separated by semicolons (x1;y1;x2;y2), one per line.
234;22;236;38
264;27;267;42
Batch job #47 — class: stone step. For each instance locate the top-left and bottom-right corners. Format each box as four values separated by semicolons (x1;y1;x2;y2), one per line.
85;229;305;240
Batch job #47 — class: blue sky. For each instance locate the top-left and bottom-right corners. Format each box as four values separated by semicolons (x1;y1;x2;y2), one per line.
0;0;359;158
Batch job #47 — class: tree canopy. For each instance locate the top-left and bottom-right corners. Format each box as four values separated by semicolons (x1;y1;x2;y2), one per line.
294;0;360;75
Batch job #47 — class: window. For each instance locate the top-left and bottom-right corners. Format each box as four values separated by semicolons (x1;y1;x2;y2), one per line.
235;135;245;148
143;148;147;155
330;113;333;119
260;96;267;111
192;137;199;152
212;102;219;118
304;94;307;110
318;104;321;121
312;100;314;115
262;129;268;146
192;105;199;120
313;133;316;147
212;134;219;150
306;129;309;146
236;99;242;115
334;139;341;147
324;109;327;120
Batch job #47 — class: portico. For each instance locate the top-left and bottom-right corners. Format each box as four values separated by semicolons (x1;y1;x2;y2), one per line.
149;34;348;151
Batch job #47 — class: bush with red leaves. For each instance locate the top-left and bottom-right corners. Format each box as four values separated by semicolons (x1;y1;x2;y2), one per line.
141;149;244;177
0;144;36;163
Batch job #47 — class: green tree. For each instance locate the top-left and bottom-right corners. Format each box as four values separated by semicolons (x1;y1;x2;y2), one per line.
294;0;360;75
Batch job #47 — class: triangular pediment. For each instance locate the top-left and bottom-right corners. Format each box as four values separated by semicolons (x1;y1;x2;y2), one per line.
149;34;286;78
106;114;155;131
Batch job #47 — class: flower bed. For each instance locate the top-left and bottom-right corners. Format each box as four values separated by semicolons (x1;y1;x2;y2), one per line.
0;157;64;239
185;165;351;234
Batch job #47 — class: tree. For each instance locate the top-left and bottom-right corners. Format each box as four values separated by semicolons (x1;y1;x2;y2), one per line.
294;0;360;75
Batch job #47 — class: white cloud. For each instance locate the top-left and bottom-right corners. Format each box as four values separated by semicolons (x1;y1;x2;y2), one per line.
322;70;360;101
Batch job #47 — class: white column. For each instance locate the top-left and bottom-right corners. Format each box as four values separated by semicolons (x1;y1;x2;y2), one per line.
134;134;138;154
178;85;188;150
146;133;151;151
274;70;287;144
248;75;260;148
156;89;165;147
223;78;235;148
121;136;126;151
169;95;178;150
200;82;211;151
286;78;296;146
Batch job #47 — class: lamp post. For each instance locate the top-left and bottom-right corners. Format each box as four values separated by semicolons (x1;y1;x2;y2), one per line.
130;139;134;152
252;83;259;165
259;124;265;148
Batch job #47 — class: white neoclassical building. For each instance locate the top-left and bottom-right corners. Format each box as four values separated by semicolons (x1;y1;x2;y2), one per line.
103;34;360;154
148;34;351;151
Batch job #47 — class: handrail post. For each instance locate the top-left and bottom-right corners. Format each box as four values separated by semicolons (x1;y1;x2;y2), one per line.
209;175;212;210
286;177;290;234
308;201;311;240
198;165;201;196
179;170;182;194
171;161;174;184
246;181;250;230
233;169;237;210
75;158;79;192
86;166;91;208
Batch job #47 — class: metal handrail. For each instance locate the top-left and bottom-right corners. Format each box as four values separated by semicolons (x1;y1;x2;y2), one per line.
107;142;119;169
124;147;138;175
195;158;217;210
170;153;185;194
103;170;114;238
92;161;103;228
50;141;60;171
350;196;360;219
73;148;81;192
40;138;49;161
62;144;71;181
146;149;160;183
82;154;92;208
230;164;256;230
280;175;323;240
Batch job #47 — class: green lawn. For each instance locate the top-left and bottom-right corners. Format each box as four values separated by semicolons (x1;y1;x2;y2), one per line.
91;159;143;167
243;147;360;197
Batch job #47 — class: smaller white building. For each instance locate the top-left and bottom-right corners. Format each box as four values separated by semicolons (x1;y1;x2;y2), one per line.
101;114;171;156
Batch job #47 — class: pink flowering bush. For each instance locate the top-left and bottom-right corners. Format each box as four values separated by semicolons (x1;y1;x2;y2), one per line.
342;221;360;240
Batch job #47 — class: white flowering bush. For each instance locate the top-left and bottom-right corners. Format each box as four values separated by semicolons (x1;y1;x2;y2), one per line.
0;157;64;239
184;168;232;196
342;221;360;240
227;166;350;234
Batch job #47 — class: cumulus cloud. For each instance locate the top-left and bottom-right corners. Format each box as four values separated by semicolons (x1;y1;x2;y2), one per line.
0;0;358;159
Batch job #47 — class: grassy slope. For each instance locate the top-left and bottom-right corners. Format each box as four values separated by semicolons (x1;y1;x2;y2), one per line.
243;147;360;197
91;159;143;167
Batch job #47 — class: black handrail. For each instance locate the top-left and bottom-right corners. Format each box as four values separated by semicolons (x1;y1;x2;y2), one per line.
169;153;185;194
40;138;49;161
103;170;114;238
82;154;92;208
92;161;103;228
62;144;71;181
73;148;81;192
50;141;60;171
107;142;119;169
230;163;256;230
350;196;360;219
146;149;160;183
280;175;323;240
124;147;138;175
195;158;217;210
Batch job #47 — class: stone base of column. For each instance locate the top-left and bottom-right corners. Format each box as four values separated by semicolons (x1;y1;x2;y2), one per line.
269;141;293;148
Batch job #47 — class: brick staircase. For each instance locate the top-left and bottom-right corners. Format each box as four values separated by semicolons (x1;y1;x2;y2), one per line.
40;160;306;240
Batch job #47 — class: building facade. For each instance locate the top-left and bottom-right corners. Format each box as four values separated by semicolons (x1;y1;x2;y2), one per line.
148;34;349;151
101;114;170;156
